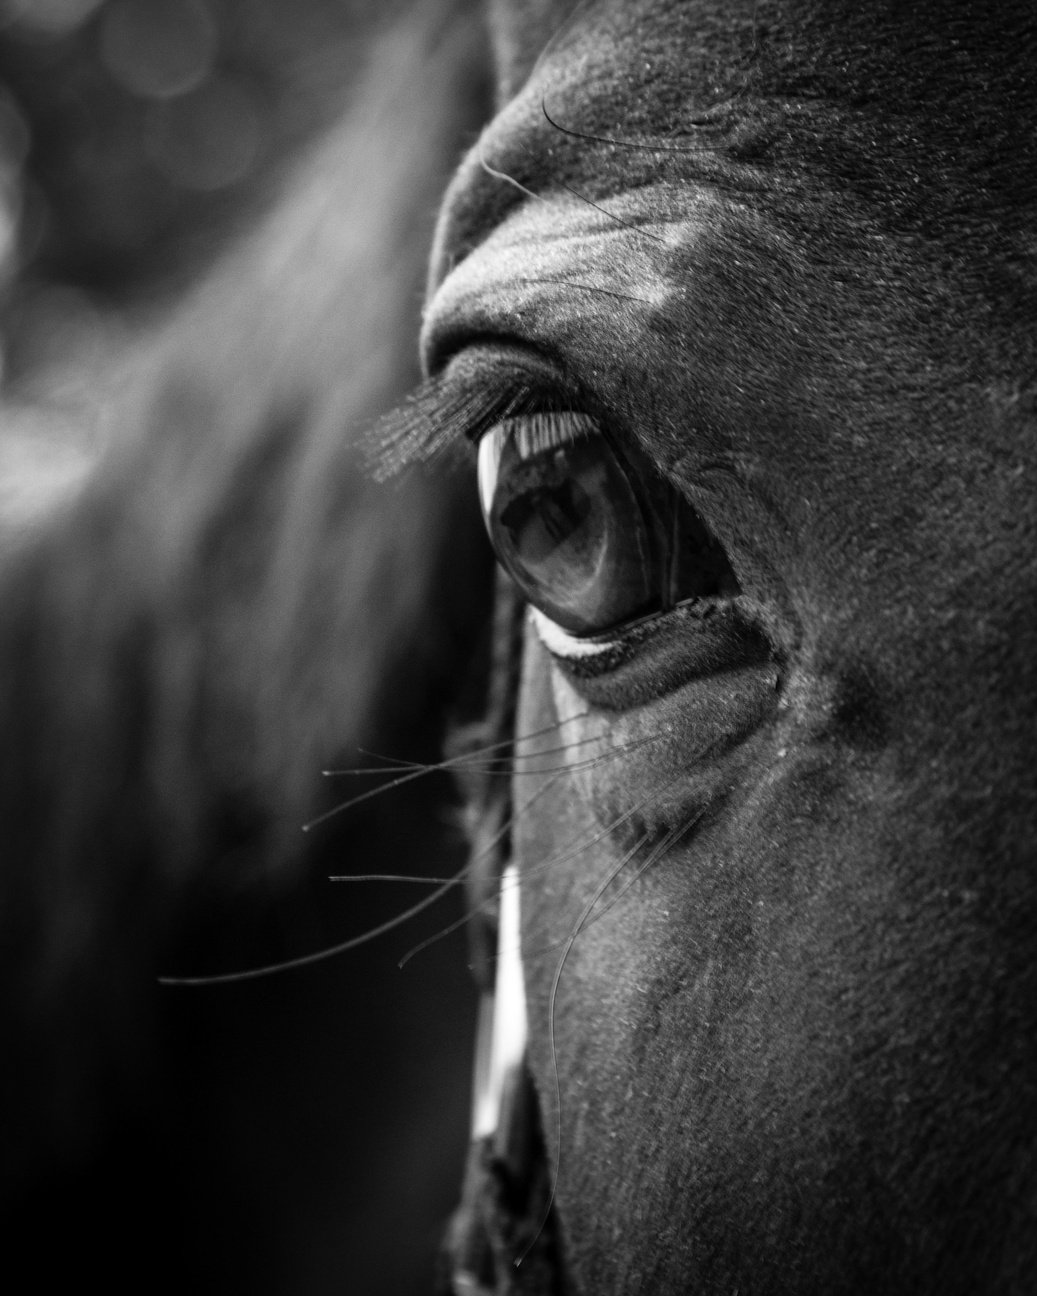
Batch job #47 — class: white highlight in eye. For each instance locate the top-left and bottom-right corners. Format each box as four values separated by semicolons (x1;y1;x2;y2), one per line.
529;604;620;660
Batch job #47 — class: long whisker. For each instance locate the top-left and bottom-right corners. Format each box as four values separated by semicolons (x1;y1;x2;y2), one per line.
159;772;548;989
331;730;625;778
479;149;542;204
514;831;649;1266
156;862;469;988
480;758;694;973
328;873;464;885
323;716;583;776
306;717;585;829
393;766;573;970
478;139;665;246
556;180;667;243
160;735;609;988
395;730;671;970
541;98;723;151
451;730;666;779
561;809;703;949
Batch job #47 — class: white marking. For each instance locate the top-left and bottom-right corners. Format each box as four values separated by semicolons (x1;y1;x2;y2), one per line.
472;863;528;1140
529;604;620;661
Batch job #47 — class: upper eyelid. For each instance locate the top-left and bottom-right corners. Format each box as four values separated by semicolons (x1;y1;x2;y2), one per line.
367;365;552;478
370;339;626;478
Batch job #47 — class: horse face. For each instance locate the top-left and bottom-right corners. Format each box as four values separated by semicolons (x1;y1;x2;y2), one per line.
423;2;1037;1291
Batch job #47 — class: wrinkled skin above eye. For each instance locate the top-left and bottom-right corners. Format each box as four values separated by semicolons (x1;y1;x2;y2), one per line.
477;412;737;638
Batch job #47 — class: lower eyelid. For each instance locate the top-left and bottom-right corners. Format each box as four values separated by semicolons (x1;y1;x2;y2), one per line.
529;606;625;661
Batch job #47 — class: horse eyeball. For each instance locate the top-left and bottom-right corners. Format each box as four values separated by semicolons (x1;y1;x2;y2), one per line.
477;412;736;638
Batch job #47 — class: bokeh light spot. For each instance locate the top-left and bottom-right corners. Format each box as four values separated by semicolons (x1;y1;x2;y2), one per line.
1;0;104;38
99;0;218;101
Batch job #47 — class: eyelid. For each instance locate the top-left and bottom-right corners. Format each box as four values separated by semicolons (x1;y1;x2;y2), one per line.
529;605;625;659
367;369;544;479
487;410;600;456
437;344;583;441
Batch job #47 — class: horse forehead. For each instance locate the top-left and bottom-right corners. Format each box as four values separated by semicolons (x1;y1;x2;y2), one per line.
488;0;1037;109
424;187;714;358
437;0;1037;298
480;0;1037;232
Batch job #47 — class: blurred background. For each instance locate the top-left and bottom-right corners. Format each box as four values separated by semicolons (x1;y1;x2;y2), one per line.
0;0;420;386
0;2;492;1292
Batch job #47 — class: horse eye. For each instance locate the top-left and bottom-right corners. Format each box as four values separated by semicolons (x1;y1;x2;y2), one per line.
476;412;737;637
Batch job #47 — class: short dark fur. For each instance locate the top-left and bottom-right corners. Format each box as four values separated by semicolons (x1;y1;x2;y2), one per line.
433;2;1037;1293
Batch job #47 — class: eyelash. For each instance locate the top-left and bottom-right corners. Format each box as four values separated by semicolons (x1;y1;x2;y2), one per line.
366;360;568;483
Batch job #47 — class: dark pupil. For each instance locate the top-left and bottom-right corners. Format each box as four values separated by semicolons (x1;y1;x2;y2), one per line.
477;414;735;638
498;454;594;561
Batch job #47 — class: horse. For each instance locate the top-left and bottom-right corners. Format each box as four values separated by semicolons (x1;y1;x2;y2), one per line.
418;2;1037;1292
1;1;1034;1293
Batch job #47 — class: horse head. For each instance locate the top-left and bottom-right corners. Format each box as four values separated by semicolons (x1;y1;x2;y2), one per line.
418;2;1037;1291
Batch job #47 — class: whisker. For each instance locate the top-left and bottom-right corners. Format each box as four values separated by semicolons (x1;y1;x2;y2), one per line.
572;811;702;929
541;98;722;151
514;831;649;1266
307;716;585;828
479;137;664;246
478;758;693;973
438;731;667;779
394;731;669;971
329;729;617;779
479;147;542;205
159;756;562;989
160;718;627;986
328;873;464;885
303;762;446;831
157;718;668;987
157;862;469;987
328;719;578;773
556;180;667;243
394;768;573;970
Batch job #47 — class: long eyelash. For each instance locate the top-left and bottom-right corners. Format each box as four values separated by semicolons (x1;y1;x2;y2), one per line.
366;372;544;481
504;410;597;457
